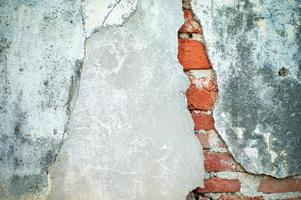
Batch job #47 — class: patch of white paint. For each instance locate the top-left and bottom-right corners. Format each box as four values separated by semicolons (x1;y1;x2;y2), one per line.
255;19;268;40
245;147;258;159
233;127;245;140
188;69;216;79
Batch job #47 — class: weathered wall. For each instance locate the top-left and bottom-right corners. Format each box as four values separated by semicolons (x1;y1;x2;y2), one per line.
0;0;203;199
191;0;301;178
0;1;85;198
2;0;301;199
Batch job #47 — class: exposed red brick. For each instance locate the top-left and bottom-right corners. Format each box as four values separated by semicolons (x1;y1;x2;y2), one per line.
186;84;217;110
204;152;242;172
196;177;240;193
179;9;202;34
183;9;193;21
178;39;211;70
258;177;301;193
192;111;214;130
218;195;263;200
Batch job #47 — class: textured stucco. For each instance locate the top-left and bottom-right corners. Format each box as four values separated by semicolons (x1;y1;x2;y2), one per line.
0;0;203;199
192;0;301;178
0;0;85;198
48;0;203;199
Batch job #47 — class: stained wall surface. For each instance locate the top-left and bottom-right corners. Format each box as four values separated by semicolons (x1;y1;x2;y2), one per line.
0;0;85;198
192;0;301;178
0;0;203;199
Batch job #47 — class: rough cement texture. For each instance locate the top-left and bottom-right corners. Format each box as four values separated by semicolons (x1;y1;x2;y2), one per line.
192;0;301;178
0;0;203;199
48;1;204;199
0;0;85;198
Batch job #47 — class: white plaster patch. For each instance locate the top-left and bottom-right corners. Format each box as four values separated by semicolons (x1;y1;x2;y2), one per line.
250;0;263;12
263;131;278;163
255;19;268;40
214;0;236;8
188;69;216;79
244;147;258;159
233;127;245;140
48;1;204;199
286;24;296;43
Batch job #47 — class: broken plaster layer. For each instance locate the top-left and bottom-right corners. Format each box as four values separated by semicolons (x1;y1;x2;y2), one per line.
0;0;85;198
82;0;138;37
192;0;301;178
48;0;204;199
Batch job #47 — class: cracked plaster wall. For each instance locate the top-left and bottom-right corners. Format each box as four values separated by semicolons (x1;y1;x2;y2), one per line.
0;0;203;199
191;0;301;178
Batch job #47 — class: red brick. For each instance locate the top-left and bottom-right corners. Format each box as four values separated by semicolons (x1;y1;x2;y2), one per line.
204;152;242;172
179;9;202;34
218;195;263;200
196;177;240;193
178;39;211;70
258;177;301;193
191;111;214;130
186;84;217;110
183;9;193;21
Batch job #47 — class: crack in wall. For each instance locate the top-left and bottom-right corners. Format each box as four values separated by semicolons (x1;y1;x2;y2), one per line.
102;0;123;28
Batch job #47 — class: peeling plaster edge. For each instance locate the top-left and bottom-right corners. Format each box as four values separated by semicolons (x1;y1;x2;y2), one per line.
45;2;87;198
48;1;86;168
45;0;140;197
84;0;138;39
101;0;123;28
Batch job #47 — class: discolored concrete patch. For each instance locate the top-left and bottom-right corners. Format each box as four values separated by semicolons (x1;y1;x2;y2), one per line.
192;0;301;178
